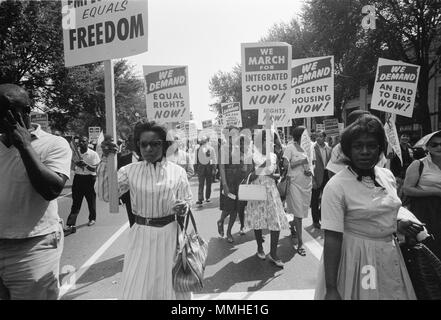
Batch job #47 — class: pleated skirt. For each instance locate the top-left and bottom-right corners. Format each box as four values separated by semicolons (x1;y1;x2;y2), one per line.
120;221;191;300
314;233;416;300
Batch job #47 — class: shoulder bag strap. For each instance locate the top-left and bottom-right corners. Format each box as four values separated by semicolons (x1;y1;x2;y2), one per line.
415;160;424;186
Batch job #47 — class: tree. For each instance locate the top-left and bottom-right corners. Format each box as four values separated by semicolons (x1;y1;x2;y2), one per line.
303;0;441;134
209;64;258;129
0;0;146;137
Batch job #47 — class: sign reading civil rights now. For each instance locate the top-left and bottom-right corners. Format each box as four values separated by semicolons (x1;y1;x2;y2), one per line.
371;58;420;118
241;42;292;125
62;0;148;67
144;66;190;124
221;102;242;128
291;56;334;118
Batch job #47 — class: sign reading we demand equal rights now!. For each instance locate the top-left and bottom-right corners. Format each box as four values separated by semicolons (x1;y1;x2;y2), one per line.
144;66;190;124
241;42;292;127
291;56;334;118
371;58;420;118
62;0;148;67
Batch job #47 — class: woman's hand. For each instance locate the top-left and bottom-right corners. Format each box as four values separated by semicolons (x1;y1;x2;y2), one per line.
172;200;189;217
223;184;230;196
304;169;313;177
397;219;425;239
101;140;119;157
325;288;342;300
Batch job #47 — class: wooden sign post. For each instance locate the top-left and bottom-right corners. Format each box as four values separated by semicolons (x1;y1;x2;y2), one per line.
104;60;119;213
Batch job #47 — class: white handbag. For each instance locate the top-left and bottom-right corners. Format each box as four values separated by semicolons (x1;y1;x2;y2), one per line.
238;173;267;201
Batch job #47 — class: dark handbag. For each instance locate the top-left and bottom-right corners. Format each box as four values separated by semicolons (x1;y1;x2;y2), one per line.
400;239;441;300
277;173;290;201
172;210;208;292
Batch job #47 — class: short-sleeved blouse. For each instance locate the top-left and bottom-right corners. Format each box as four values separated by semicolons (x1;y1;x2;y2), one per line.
321;166;401;239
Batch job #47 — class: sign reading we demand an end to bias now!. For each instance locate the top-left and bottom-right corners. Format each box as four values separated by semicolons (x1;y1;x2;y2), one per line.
144;66;190;124
241;42;292;127
371;58;420;118
291;56;334;118
62;0;148;67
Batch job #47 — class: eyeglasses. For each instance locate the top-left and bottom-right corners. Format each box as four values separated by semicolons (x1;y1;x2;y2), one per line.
428;142;441;148
351;143;379;152
140;140;163;148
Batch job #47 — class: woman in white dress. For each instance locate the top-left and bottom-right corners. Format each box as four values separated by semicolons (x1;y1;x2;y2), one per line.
283;126;312;257
245;129;289;268
315;114;423;300
96;120;192;300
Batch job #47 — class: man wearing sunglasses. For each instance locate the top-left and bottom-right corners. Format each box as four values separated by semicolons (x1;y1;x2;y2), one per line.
0;84;72;299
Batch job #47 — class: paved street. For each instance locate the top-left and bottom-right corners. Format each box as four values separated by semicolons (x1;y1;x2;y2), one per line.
57;177;324;300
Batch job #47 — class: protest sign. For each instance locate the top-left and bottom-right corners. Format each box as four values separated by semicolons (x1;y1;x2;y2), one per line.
144;66;190;124
241;42;292;120
221;102;242;128
291;56;334;118
315;123;325;132
323;118;340;137
202;119;213;129
88;126;101;143
62;0;148;67
384;118;402;165
181;121;198;141
258;108;292;127
371;58;420;118
30;112;49;132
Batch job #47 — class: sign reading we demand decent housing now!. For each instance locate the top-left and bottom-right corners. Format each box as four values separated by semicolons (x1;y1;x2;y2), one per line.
241;42;292;127
291;56;334;118
371;58;420;118
62;0;148;67
144;66;190;124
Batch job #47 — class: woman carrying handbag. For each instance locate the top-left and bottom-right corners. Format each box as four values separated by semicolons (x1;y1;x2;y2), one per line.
243;129;289;268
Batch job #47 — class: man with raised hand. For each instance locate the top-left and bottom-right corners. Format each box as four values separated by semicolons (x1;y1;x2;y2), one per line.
0;84;71;300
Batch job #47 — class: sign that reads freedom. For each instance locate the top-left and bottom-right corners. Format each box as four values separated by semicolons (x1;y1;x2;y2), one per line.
221;102;242;128
62;0;148;67
144;66;190;124
371;58;420;118
291;56;334;118
241;42;292;122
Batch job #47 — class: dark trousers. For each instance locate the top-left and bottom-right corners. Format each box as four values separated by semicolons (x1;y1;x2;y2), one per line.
311;186;324;224
198;165;213;202
67;175;97;226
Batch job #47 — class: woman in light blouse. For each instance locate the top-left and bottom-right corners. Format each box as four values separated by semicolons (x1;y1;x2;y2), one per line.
315;115;422;300
96;120;193;300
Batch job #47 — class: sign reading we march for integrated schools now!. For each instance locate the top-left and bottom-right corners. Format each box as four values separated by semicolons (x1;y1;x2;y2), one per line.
144;66;190;124
371;58;420;118
241;42;292;126
62;0;148;67
221;102;242;128
291;56;334;118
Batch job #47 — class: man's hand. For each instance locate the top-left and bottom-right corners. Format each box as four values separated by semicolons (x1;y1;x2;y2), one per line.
1;110;32;150
76;160;87;168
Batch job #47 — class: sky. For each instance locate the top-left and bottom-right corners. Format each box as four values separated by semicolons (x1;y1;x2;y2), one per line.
129;0;305;128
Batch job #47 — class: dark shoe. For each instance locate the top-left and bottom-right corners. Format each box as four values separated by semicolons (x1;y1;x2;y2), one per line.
296;246;306;257
196;201;203;207
205;199;211;203
64;225;76;234
312;222;321;230
226;234;234;243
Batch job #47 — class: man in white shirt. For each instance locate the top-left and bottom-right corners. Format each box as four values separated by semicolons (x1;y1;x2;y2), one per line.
0;84;72;299
64;136;100;233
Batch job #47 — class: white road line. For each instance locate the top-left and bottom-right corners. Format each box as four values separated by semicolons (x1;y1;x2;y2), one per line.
59;222;129;298
302;230;324;261
58;192;72;199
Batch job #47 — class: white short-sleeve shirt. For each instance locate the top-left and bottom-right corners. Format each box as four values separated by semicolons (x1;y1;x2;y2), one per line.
0;125;72;238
